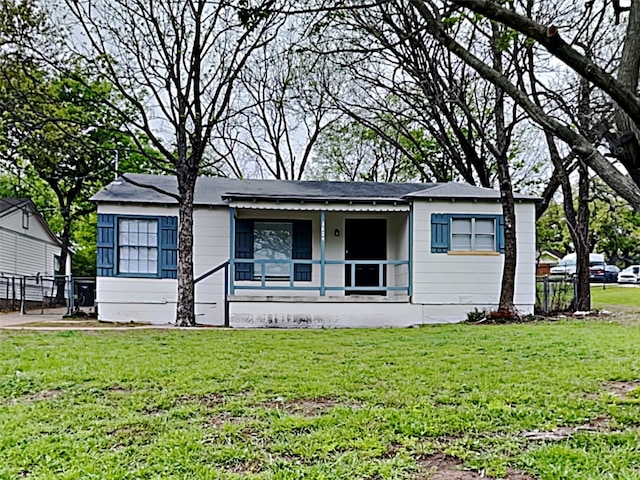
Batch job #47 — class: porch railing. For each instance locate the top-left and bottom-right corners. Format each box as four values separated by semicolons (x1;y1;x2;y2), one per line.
229;259;410;296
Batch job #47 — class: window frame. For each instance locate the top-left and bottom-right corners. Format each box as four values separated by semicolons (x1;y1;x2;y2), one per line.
234;218;313;282
116;216;160;278
253;220;294;280
450;216;497;252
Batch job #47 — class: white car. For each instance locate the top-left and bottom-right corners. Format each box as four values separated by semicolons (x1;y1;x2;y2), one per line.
617;265;640;284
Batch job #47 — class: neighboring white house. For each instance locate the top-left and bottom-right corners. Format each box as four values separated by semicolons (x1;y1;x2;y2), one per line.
0;198;71;277
91;174;538;327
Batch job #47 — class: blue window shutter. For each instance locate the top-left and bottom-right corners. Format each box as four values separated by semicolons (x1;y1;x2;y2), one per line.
97;214;115;276
235;220;254;280
293;220;312;281
431;214;450;253
497;215;505;254
160;216;178;279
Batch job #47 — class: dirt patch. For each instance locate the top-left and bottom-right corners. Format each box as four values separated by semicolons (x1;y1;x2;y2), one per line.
257;396;349;417
203;411;248;429
520;415;614;442
8;389;61;405
415;453;534;479
606;380;640;400
107;385;132;393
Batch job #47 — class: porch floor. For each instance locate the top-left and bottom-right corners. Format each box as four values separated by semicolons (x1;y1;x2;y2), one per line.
229;295;410;303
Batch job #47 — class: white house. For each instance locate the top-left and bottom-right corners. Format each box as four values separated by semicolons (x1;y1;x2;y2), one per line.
91;174;538;327
0;198;71;277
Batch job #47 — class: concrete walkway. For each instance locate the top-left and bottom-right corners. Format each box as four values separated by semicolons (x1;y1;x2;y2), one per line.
0;307;67;327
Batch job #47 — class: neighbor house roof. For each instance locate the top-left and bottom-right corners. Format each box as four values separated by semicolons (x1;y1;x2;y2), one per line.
0;197;30;216
0;197;69;250
90;173;539;205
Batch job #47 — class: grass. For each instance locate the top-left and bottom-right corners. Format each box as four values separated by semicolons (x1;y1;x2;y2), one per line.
1;323;640;479
591;284;640;309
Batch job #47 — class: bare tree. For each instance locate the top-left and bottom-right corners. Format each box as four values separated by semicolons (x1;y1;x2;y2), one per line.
322;1;527;313
213;18;342;180
53;0;287;325
429;0;640;210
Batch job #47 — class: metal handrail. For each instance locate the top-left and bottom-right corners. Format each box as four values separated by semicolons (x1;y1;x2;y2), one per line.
194;260;230;327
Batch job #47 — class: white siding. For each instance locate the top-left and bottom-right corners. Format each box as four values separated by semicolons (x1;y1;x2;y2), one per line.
0;209;62;276
96;205;229;325
95;199;537;326
411;200;536;316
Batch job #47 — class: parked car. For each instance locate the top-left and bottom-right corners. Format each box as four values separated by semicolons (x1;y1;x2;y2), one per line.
550;253;605;277
604;265;620;283
617;265;640;284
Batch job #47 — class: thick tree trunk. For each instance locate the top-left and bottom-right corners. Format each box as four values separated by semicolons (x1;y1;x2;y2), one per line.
574;163;591;311
176;170;197;327
613;0;640;186
491;23;517;314
497;163;517;313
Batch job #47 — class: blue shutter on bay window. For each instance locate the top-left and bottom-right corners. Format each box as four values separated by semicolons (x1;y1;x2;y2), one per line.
97;214;115;276
431;214;450;253
292;220;312;281
497;215;506;254
160;216;178;279
235;219;254;280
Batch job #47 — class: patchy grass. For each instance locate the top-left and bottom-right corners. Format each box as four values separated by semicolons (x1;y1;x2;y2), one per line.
1;323;640;479
591;284;640;310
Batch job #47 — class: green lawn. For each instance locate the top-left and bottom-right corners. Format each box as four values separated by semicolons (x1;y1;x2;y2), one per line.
2;324;640;479
591;284;640;309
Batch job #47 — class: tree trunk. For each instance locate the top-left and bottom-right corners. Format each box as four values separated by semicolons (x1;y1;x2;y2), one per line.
574;162;591;311
613;0;640;186
176;170;197;327
54;217;71;306
491;22;517;314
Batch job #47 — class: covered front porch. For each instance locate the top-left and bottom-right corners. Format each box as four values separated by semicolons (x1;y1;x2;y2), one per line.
226;201;414;299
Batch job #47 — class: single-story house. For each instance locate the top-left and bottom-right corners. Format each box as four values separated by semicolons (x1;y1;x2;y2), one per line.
91;174;538;327
0;198;71;277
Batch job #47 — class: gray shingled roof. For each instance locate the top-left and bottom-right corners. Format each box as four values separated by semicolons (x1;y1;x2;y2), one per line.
0;197;29;214
406;183;539;201
90;173;538;205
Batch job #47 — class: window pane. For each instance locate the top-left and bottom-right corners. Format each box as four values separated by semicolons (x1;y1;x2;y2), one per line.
475;234;495;251
475;219;495;235
118;218;159;275
452;234;472;250
451;218;472;234
254;222;293;277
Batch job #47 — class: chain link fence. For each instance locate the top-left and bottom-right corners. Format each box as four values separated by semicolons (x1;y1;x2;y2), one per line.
0;274;96;315
535;276;576;315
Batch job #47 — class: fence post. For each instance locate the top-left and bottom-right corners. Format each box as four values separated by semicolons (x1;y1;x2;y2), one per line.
543;277;549;315
11;277;16;310
20;277;26;314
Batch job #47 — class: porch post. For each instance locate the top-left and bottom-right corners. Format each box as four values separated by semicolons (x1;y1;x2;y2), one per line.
229;207;235;295
408;202;413;298
320;209;326;296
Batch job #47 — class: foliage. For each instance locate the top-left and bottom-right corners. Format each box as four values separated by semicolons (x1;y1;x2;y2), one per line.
2;324;640;478
312;117;427;182
537;188;640;266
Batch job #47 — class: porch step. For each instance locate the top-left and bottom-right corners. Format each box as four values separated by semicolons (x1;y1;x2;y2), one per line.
228;295;410;303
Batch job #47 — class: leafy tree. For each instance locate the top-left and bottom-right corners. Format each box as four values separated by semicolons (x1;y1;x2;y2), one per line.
52;0;289;326
0;64;156;293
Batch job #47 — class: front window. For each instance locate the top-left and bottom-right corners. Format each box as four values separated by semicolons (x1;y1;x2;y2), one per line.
451;217;496;251
118;218;158;274
254;221;293;278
